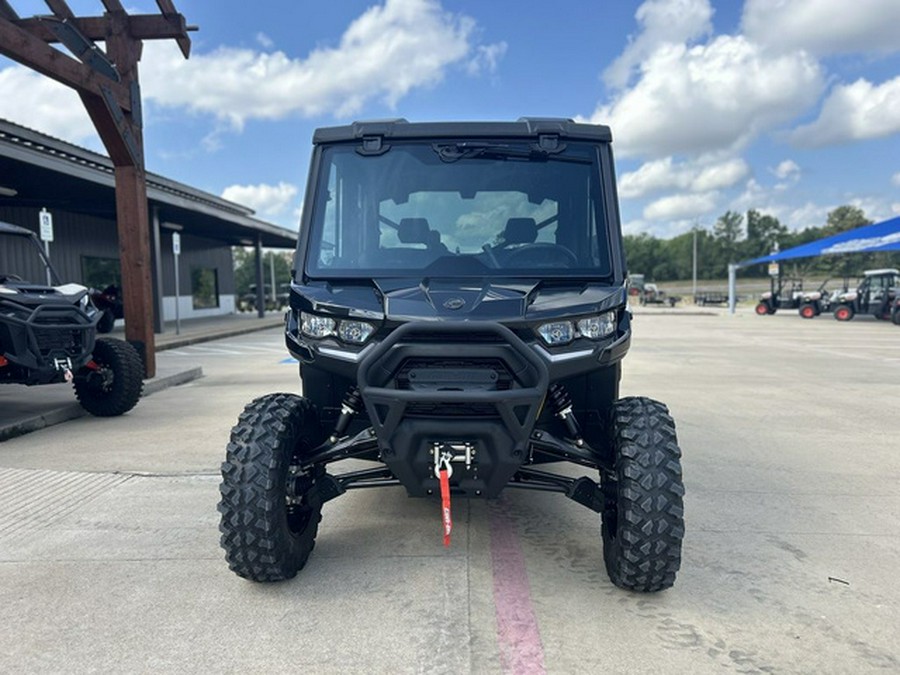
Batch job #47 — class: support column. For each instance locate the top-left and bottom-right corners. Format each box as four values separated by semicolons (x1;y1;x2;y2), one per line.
728;263;737;316
255;234;265;319
115;164;156;376
150;205;165;334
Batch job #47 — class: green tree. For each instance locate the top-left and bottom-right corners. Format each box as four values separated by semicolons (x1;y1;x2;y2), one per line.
233;247;292;299
713;210;744;267
824;205;870;236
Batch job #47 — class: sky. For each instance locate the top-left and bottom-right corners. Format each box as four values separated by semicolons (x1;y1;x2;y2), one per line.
1;0;899;238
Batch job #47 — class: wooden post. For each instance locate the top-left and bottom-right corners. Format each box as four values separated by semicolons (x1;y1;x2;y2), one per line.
114;165;156;373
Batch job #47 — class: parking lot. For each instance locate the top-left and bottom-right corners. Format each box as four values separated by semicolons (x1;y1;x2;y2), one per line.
1;309;898;673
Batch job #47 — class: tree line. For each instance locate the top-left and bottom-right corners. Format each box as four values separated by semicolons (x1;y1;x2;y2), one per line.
625;205;899;283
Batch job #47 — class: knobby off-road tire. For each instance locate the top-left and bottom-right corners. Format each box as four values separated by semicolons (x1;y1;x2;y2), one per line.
601;397;685;592
218;393;326;582
73;337;143;416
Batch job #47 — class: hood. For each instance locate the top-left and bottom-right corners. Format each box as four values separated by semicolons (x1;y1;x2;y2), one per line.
296;277;625;322
0;280;89;307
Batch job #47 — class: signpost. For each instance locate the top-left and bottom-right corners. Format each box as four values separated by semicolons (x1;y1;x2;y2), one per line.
172;231;181;335
39;208;53;285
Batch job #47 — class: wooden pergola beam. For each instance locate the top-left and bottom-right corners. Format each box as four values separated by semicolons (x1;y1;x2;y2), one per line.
43;0;75;20
0;17;132;111
14;14;193;45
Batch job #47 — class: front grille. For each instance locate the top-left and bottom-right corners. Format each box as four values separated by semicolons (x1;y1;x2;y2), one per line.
405;401;499;418
33;326;85;356
396;357;513;391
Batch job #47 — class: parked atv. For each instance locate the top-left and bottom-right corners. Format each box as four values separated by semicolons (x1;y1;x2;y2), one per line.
832;269;899;322
90;284;123;333
0;222;143;416
797;279;833;319
217;119;685;592
755;277;805;315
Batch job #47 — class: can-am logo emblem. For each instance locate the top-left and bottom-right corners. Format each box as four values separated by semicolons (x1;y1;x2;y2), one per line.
443;297;466;310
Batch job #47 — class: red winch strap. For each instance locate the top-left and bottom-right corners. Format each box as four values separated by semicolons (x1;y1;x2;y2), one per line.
439;468;452;547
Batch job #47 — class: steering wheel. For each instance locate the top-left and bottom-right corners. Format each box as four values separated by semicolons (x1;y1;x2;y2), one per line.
482;244;501;268
0;274;23;283
501;243;578;268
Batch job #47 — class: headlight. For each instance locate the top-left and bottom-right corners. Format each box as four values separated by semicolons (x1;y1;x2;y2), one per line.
338;320;375;344
301;312;375;344
537;321;574;346
577;311;616;339
301;312;336;338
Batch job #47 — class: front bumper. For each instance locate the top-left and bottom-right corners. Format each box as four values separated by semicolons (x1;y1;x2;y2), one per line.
355;321;550;498
0;300;97;384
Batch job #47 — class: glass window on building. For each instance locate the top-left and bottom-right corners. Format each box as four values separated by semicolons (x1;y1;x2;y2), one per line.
81;256;121;292
191;267;219;309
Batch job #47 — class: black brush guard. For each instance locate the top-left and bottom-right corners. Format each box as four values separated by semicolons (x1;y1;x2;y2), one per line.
0;300;96;384
301;321;609;512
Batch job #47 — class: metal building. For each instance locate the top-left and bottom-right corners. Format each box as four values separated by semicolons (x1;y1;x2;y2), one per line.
0;118;297;332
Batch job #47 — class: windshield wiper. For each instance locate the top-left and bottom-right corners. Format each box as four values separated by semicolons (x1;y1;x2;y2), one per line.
432;142;589;164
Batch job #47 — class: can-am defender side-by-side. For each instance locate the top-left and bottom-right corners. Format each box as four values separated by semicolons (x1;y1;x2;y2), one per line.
0;222;143;417
218;119;685;592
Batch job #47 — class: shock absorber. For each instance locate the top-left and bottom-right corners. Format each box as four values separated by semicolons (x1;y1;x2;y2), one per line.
548;383;584;446
329;387;362;443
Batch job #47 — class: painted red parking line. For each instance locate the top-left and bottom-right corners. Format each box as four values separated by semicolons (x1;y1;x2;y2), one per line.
489;500;547;675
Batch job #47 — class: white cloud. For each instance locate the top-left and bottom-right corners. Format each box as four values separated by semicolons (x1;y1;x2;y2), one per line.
791;77;900;147
140;0;481;129
893;203;900;215
588;36;824;158
603;0;713;89
643;192;718;221
0;67;97;145
771;159;800;180
893;172;900;187
467;42;508;76
742;0;900;56
256;32;275;50
221;181;299;217
619;156;749;199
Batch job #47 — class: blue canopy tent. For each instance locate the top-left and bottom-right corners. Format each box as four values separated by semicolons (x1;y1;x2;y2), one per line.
741;215;900;266
728;215;900;312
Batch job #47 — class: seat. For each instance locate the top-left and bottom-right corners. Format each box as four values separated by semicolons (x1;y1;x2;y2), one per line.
500;217;537;247
397;218;431;246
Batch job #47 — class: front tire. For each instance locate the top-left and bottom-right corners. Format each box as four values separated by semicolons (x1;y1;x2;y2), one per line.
601;397;685;592
218;393;326;582
73;337;143;416
834;305;854;321
799;303;816;319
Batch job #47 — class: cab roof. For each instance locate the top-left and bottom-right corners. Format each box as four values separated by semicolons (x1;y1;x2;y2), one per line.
312;118;613;145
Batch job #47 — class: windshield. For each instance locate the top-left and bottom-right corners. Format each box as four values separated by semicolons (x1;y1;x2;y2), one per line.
303;141;613;279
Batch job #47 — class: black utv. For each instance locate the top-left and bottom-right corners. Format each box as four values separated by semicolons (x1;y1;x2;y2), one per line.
218;119;686;592
0;222;143;417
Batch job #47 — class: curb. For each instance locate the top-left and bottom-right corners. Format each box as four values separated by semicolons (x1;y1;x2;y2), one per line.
0;366;204;443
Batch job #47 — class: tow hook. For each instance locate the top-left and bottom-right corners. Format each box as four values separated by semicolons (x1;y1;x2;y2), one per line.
53;357;74;383
431;442;475;478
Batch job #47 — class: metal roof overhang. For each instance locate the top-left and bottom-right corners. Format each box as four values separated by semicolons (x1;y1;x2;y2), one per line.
0;120;297;248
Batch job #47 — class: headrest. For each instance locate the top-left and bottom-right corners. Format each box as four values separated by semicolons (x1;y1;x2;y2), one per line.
503;218;537;245
397;218;430;244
